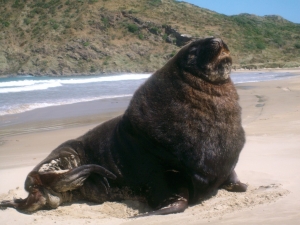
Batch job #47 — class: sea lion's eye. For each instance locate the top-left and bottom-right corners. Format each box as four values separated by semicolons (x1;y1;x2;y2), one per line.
189;47;198;54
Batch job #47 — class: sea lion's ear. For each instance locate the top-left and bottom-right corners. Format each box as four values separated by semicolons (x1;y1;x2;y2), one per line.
184;45;199;67
187;40;206;59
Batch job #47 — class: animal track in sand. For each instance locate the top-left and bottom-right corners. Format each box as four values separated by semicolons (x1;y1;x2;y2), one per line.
277;86;291;92
185;183;289;220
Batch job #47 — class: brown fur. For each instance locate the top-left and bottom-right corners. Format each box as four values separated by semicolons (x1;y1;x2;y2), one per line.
1;38;247;215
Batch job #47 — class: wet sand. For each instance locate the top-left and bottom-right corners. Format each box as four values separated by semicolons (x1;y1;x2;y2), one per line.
1;71;300;224
0;96;131;138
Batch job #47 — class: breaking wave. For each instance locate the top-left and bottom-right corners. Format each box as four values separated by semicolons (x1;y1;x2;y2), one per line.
0;74;151;93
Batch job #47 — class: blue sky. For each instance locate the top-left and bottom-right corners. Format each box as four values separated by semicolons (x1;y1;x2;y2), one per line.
180;0;300;24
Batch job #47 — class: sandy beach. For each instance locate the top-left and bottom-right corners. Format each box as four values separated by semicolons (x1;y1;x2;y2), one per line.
1;70;300;224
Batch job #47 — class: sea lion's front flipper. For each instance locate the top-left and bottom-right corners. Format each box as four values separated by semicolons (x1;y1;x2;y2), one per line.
49;164;116;193
134;197;188;218
221;170;247;192
133;171;189;217
132;186;189;218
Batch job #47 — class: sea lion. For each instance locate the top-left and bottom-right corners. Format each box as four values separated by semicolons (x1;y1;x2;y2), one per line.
0;37;247;216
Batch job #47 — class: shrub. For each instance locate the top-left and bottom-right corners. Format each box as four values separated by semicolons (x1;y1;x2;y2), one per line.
12;0;24;9
89;0;98;3
162;34;168;41
24;18;31;25
65;22;71;28
148;0;162;6
244;42;255;50
138;33;144;40
273;37;286;47
128;9;139;14
149;26;161;35
90;66;96;72
102;17;109;27
127;23;139;33
2;21;10;27
52;23;59;30
256;42;266;50
49;7;56;15
294;43;300;49
170;50;177;57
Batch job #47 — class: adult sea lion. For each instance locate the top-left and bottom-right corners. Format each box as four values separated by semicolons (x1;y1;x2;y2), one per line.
0;37;247;216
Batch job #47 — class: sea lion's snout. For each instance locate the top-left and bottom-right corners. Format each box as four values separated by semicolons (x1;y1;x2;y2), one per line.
218;41;230;56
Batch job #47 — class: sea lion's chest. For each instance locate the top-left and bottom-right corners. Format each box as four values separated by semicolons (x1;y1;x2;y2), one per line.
172;94;242;149
126;78;244;175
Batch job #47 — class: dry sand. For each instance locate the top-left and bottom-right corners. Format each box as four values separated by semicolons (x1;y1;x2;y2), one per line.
1;70;300;224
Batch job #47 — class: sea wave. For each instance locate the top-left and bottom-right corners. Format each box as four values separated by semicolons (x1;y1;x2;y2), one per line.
0;82;62;93
0;80;44;87
59;74;151;84
0;94;133;116
0;73;289;93
0;74;151;89
231;73;279;84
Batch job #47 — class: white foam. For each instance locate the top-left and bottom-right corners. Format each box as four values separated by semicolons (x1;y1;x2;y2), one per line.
60;74;151;84
0;82;62;93
0;95;133;116
0;79;51;87
0;74;151;93
231;73;278;84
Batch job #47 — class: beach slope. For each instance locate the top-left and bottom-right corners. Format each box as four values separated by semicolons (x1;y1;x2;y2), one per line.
1;74;300;224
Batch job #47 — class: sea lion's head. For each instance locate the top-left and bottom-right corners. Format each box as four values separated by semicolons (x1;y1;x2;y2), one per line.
177;37;232;84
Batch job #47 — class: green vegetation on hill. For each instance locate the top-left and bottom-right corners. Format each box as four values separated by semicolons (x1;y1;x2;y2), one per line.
0;0;299;76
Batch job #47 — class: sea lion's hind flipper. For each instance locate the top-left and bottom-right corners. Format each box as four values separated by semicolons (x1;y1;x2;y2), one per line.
221;170;247;192
0;200;19;209
50;164;116;193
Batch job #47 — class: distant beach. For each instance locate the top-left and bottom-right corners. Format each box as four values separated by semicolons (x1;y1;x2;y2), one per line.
0;69;300;224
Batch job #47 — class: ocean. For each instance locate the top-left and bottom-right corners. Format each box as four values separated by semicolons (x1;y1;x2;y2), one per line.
0;74;149;117
0;71;298;117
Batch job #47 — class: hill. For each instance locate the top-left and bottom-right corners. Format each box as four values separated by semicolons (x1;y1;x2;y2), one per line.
0;0;300;76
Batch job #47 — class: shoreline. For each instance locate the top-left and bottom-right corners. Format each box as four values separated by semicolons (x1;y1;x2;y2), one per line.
234;67;300;73
0;73;300;224
0;96;131;138
0;67;299;79
1;68;300;138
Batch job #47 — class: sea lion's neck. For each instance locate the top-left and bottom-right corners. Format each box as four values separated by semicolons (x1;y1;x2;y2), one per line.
177;70;238;100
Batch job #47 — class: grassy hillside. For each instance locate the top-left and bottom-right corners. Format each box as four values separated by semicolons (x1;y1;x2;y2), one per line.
0;0;299;76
